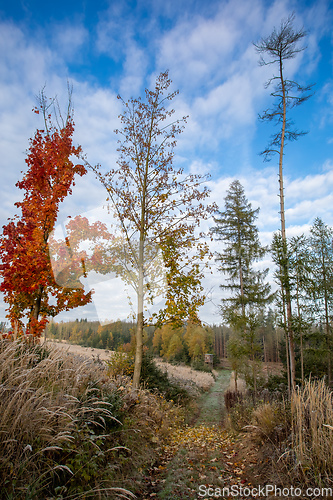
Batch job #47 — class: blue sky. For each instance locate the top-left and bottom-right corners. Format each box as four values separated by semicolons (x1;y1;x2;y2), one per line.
0;0;333;325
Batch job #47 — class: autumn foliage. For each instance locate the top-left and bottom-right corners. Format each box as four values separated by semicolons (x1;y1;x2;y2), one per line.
0;108;91;337
153;321;214;362
90;71;216;387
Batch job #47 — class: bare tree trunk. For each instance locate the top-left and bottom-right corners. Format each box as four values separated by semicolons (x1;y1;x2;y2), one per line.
133;310;144;389
296;283;304;386
279;56;296;391
132;112;151;388
263;336;267;364
13;320;18;340
276;330;280;363
253;358;257;398
285;331;291;396
323;266;331;386
300;328;304;386
282;293;291;396
224;329;227;358
32;285;43;321
133;234;144;389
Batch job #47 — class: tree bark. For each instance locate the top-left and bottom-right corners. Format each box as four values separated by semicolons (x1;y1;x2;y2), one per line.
133;218;145;389
322;251;332;386
279;55;296;391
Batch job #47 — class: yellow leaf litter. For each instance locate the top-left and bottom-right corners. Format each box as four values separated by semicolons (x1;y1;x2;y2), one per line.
164;424;232;453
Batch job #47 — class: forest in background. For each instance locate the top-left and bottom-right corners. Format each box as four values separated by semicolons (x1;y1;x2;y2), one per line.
44;304;331;386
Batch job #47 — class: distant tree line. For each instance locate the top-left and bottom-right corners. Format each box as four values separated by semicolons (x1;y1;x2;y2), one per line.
45;314;286;371
46;319;136;350
152;321;214;365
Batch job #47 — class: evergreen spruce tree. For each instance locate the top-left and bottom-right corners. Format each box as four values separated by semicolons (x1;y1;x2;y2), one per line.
309;218;333;386
289;234;313;385
212;180;272;393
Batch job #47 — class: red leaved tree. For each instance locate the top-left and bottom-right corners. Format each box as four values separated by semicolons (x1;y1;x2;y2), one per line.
49;214;115;290
0;95;98;338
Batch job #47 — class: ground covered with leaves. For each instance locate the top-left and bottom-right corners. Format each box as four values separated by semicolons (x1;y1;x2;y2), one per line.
139;371;262;500
141;426;259;499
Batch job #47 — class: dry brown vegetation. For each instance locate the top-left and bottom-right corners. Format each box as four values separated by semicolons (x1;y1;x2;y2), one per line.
3;336;333;497
154;358;215;391
0;340;183;499
47;343;216;392
291;379;333;486
45;339;114;361
225;378;333;492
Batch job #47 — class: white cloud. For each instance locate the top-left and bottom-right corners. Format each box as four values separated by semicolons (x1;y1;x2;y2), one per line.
95;2;131;59
194;72;256;136
285;169;333;202
319;81;333;128
209;163;333;243
156;0;264;87
74;82;121;168
119;43;149;97
286;194;333;224
157;15;239;83
0;22;62;221
51;23;88;62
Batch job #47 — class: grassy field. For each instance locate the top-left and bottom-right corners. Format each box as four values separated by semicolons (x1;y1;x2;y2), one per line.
44;338;114;360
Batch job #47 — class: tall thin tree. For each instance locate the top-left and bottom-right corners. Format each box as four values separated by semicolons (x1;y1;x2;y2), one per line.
309;218;333;386
89;72;215;388
254;13;313;390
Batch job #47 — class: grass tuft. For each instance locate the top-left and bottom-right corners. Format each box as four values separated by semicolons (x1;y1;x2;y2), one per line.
0;339;183;499
291;378;333;486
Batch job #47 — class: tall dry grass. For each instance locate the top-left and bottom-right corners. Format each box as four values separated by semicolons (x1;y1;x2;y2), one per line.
0;340;181;499
0;340;135;499
292;378;333;486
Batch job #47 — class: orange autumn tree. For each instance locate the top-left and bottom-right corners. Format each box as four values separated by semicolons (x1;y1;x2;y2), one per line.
0;96;95;338
49;215;115;290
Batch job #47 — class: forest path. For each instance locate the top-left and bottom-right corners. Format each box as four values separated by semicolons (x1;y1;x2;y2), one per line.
140;369;258;500
194;369;232;426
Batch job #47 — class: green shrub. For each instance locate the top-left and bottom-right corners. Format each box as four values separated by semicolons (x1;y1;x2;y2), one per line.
140;353;189;403
106;349;135;377
191;358;213;373
265;373;288;393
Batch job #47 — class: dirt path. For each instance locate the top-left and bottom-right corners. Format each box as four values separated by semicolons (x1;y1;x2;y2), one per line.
140;370;259;500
